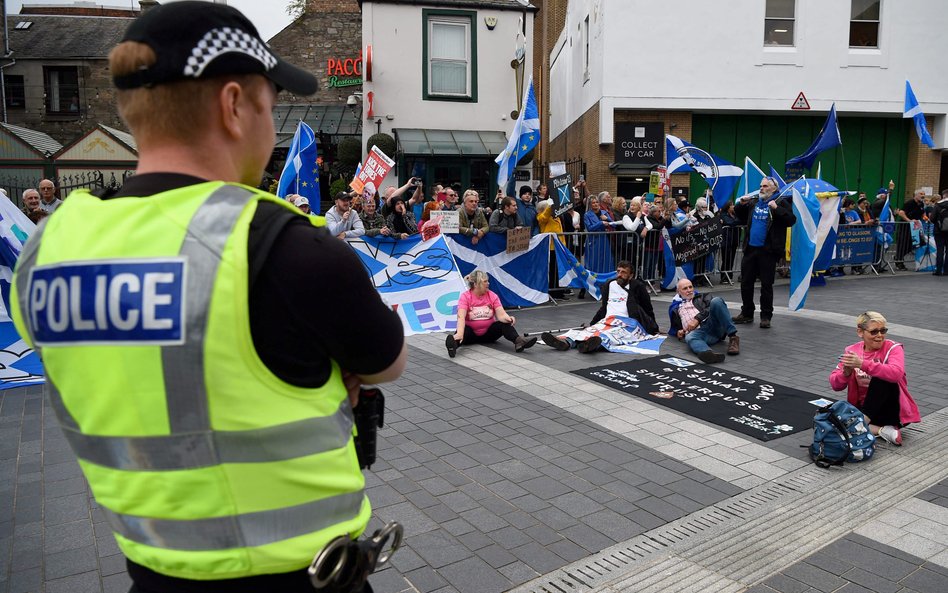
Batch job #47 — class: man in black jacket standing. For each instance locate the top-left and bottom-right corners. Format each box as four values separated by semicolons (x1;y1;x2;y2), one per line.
731;176;796;328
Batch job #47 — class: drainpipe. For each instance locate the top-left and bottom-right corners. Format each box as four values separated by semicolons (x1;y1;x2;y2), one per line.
1;2;14;123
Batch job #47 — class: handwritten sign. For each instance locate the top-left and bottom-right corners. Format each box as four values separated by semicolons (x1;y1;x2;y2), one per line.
433;210;460;233
671;215;723;265
506;227;531;254
350;146;395;195
572;357;814;441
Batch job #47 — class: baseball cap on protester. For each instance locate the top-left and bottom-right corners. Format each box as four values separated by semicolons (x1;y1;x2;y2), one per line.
113;1;318;95
293;197;309;207
335;192;352;202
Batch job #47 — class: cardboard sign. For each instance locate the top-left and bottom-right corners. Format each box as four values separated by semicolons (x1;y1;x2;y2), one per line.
551;173;573;216
431;210;460;233
549;161;567;177
671;215;724;265
350;146;395;195
505;227;531;254
572;357;814;441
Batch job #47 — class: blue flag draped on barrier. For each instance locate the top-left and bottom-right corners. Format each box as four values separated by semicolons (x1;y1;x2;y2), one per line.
496;77;540;190
446;233;550;308
789;180;820;311
786;103;842;173
904;81;936;149
277;121;321;213
0;195;45;389
552;239;616;300
913;221;936;272
665;135;742;209
875;196;894;247
346;234;466;336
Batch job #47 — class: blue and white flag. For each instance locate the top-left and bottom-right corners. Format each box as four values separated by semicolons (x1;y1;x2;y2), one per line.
789;181;820;311
875;195;894;247
736;156;766;199
913;221;936;272
661;227;693;291
904;81;936;149
0;195;44;389
666;135;742;209
814;193;842;272
496;76;540;190
277;121;321;213
553;239;617;300
446;232;550;308
769;165;787;190
558;316;665;355
347;233;466;335
786;103;842;172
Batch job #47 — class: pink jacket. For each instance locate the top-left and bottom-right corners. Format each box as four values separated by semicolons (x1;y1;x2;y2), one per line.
829;339;921;425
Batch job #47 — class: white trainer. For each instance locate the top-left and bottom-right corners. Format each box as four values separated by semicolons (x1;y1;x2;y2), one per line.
878;425;902;446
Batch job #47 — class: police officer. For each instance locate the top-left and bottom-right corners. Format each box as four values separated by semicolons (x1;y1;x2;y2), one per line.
11;3;406;592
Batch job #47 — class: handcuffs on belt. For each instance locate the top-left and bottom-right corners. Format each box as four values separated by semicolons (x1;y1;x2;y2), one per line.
308;522;403;593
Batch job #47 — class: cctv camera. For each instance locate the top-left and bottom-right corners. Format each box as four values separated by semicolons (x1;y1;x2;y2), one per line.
347;95;359;106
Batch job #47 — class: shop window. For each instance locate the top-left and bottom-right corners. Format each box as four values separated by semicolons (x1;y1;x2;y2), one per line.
4;75;25;109
850;0;880;48
44;66;80;115
423;9;477;102
764;0;795;46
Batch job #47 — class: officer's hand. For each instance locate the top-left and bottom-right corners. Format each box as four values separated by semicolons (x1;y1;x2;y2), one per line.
342;371;361;408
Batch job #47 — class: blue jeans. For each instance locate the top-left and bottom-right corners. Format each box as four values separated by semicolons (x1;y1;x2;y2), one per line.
684;298;736;354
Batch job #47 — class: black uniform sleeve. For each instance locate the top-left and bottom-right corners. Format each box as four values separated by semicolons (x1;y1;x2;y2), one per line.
249;209;404;387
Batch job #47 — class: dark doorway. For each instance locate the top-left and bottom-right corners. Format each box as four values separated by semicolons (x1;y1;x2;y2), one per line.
617;177;650;198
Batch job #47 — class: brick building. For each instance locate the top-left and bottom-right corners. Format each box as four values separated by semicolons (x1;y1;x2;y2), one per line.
534;0;948;207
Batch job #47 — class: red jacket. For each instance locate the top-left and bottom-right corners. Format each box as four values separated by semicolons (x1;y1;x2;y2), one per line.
829;339;921;425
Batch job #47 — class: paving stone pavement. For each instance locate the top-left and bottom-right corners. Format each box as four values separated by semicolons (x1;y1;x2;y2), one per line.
0;272;946;592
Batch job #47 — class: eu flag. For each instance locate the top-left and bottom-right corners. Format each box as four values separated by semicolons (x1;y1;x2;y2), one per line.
277;121;321;213
496;76;540;190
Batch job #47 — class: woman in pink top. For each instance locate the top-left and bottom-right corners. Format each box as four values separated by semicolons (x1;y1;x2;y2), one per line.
445;270;537;358
829;311;921;445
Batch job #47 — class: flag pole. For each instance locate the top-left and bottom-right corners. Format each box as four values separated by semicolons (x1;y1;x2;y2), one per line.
838;144;850;190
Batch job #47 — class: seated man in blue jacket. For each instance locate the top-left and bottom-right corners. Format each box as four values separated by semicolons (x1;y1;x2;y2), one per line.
668;278;740;364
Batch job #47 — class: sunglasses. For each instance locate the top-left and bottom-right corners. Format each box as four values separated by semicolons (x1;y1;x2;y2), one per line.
863;327;888;336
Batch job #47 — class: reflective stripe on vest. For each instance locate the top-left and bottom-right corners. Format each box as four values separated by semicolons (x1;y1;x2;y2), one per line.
103;490;365;551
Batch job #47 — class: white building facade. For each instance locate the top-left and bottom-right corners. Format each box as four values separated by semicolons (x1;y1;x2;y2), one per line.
361;0;536;196
544;0;948;204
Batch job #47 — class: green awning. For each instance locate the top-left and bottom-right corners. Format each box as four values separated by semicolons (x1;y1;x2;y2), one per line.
272;104;362;148
395;128;508;156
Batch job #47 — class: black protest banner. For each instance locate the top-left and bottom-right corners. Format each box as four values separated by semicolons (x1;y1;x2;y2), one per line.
671;215;723;265
572;356;817;441
552;173;573;216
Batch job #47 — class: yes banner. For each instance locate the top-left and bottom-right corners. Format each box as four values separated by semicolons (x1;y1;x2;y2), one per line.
347;234;466;336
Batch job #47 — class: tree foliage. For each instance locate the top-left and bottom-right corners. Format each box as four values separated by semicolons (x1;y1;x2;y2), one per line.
366;133;396;159
286;0;307;20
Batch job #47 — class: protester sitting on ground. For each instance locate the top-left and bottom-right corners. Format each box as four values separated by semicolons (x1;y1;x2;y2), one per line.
385;198;418;239
541;260;659;353
325;191;365;238
293;196;312;215
829;311;921;445
458;189;489;244
361;196;394;238
668;278;739;364
446;270;537;357
489;196;522;234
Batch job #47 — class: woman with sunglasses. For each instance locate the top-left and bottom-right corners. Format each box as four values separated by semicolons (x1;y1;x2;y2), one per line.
829;312;921;445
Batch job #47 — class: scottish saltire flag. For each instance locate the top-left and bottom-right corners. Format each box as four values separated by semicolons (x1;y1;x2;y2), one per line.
786;103;842;171
660;227;693;290
346;233;466;335
875;196;894;246
558;316;665;355
736;156;766;199
905;81;936;149
446;232;550;308
277;121;321;213
665;135;742;208
496;76;540;189
814;193;842;271
789;181;820;311
769;165;787;189
913;221;936;272
553;239;617;300
0;195;44;389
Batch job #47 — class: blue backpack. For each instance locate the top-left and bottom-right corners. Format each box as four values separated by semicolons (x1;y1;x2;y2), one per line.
808;400;875;468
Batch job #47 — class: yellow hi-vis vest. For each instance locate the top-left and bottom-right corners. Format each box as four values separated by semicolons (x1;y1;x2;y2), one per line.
10;183;370;580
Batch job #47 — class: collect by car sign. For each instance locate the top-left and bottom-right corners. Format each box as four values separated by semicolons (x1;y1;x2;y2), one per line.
614;122;664;165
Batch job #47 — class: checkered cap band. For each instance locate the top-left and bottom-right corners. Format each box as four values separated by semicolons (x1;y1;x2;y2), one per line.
183;27;278;78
